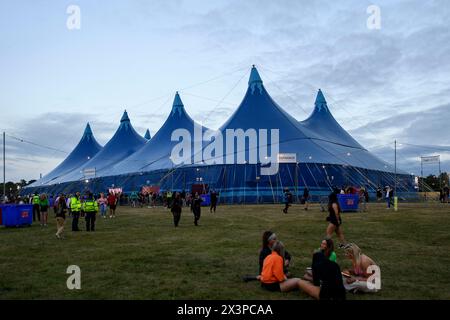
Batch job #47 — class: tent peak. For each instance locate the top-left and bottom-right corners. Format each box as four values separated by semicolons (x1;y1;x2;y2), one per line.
315;89;329;113
248;65;263;94
144;129;151;140
83;123;93;136
120;110;130;122
172;92;184;116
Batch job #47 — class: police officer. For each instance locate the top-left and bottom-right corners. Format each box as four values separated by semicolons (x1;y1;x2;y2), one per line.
31;192;41;222
70;192;82;231
83;192;98;232
166;190;173;208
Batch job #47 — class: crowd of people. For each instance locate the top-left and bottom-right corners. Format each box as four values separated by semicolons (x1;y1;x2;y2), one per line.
26;191;119;239
10;185;384;300
168;190;219;227
20;188;220;235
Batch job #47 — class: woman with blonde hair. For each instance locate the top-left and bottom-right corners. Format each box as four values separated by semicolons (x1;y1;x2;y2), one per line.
258;241;302;293
342;243;380;293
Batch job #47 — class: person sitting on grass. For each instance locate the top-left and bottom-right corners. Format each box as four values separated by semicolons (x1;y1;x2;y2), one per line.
242;231;292;282
259;231;292;276
303;238;337;282
257;241;303;293
298;245;346;300
342;243;380;293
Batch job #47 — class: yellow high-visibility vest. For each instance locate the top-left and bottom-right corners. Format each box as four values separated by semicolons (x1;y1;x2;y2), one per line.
83;200;98;213
70;197;81;212
32;195;40;205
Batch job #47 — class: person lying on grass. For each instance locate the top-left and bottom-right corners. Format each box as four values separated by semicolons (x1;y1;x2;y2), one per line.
342;243;380;293
257;241;303;293
297;243;346;300
303;238;337;282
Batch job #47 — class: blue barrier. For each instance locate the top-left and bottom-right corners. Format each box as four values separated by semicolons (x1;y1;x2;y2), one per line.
0;204;33;227
200;194;211;206
337;194;359;212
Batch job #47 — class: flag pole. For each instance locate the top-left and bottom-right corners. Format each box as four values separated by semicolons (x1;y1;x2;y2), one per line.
3;132;6;203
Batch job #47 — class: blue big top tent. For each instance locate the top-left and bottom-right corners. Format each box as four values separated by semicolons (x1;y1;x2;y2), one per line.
23;66;415;201
48;110;147;186
28;123;102;188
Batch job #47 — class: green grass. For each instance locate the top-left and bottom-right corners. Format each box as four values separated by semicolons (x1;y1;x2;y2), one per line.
1;203;450;299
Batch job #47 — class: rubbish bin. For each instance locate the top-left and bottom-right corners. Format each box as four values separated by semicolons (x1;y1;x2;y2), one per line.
0;204;33;227
337;194;359;212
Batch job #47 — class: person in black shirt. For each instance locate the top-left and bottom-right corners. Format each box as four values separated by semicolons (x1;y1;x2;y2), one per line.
326;189;346;248
298;247;346;300
171;192;182;227
282;189;293;214
210;190;218;213
191;192;203;226
376;187;382;201
302;187;310;211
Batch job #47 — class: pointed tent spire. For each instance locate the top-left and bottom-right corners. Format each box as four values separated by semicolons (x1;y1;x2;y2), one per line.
314;89;329;113
120;110;130;122
171;92;184;116
248;65;263;94
83;123;93;137
144;129;151;140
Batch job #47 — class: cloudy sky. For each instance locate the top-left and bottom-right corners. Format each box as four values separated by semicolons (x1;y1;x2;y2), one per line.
1;0;449;182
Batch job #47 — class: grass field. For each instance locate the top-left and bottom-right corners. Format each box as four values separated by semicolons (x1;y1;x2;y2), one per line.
1;202;450;300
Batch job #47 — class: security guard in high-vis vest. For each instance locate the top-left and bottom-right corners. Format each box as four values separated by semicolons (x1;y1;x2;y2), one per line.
166;191;173;208
83;192;98;232
32;193;41;222
70;192;82;231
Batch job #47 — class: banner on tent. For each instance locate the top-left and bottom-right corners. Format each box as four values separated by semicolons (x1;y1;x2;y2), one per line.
109;188;122;195
277;153;297;163
83;168;96;177
421;155;440;164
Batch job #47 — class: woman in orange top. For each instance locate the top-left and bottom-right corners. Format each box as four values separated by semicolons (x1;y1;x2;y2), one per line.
258;241;302;292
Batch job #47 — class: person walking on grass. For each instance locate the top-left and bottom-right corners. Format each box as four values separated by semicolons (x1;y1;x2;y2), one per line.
191;192;203;226
39;194;49;227
326;188;346;249
171;192;182;227
107;192;118;218
385;186;392;209
282;188;293;214
83;192;98;232
97;192;108;219
210;189;218;213
55;194;67;239
302;187;310;211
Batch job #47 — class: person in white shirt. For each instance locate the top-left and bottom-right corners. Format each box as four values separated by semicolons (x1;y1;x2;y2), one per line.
385;186;391;209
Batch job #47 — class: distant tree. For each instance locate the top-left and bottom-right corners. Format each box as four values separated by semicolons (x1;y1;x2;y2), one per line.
419;172;448;191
